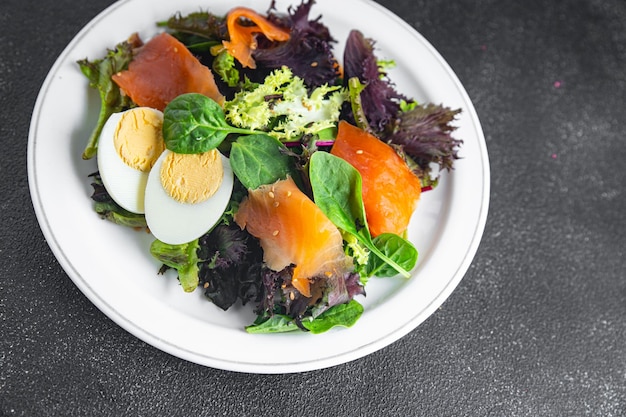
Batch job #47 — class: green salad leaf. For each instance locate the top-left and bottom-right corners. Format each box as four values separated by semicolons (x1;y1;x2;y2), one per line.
245;314;296;334
303;300;364;334
347;76;370;132
245;300;364;334
77;40;135;160
89;173;146;228
224;66;347;141
150;239;201;292
229;134;298;190
367;233;418;278
162;93;263;154
212;48;241;88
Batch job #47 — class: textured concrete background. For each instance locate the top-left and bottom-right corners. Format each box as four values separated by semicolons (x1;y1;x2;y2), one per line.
2;0;625;415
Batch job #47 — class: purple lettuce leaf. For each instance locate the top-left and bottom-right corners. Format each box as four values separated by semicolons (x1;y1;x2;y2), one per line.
311;271;365;318
342;29;463;179
384;103;463;173
252;0;341;88
197;224;264;310
255;265;365;328
342;29;409;132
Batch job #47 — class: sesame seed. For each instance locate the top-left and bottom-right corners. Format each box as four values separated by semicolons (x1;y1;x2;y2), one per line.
272;230;279;236
274;201;280;208
268;191;275;199
203;282;209;289
356;149;364;154
289;292;295;300
287;191;292;197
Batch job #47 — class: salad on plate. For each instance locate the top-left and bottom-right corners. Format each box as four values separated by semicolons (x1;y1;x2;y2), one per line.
78;0;463;334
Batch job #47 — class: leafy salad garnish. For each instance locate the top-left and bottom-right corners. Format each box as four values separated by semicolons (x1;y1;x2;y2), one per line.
77;38;138;160
79;0;463;334
224;66;347;142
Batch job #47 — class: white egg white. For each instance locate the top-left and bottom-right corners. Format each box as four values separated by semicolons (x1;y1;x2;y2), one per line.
97;108;164;214
144;149;234;245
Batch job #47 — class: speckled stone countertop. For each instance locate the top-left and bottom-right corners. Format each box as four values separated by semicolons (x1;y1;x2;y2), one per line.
2;0;625;415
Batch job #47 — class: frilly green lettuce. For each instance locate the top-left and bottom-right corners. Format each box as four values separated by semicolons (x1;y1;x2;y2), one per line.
224;67;347;141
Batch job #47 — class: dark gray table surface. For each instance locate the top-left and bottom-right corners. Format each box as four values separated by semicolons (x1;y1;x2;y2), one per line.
2;0;625;415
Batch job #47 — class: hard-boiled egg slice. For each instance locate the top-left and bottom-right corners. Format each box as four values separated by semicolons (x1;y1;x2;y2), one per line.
144;149;234;245
97;107;165;214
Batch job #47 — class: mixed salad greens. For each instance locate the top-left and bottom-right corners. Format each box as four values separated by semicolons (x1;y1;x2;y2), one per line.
79;0;462;333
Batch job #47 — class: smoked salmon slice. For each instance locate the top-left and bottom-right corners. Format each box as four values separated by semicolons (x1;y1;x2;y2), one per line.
112;33;224;111
234;176;351;297
331;121;421;237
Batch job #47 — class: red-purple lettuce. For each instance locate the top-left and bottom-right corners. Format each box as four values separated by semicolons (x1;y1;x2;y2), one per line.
253;0;341;88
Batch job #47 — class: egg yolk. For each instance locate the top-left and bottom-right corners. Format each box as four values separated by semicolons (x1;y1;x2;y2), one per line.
114;108;165;172
160;149;224;204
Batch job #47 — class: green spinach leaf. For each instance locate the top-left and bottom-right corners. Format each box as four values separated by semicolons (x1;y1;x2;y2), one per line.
162;93;262;154
229;134;297;190
303;300;364;334
367;233;418;278
308;151;369;237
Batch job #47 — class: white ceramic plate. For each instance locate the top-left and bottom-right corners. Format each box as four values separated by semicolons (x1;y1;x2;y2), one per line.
28;0;489;373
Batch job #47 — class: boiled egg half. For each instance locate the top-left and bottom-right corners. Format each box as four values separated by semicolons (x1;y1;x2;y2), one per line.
97;107;234;244
97;107;166;214
144;149;234;245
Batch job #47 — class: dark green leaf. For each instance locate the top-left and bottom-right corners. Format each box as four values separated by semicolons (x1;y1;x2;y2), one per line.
309;151;369;238
302;300;364;334
163;93;263;154
162;93;232;154
161;11;226;41
230;134;298;190
367;233;418;277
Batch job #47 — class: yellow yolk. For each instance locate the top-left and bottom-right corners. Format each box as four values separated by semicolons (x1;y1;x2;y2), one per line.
160;149;224;204
114;107;165;172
